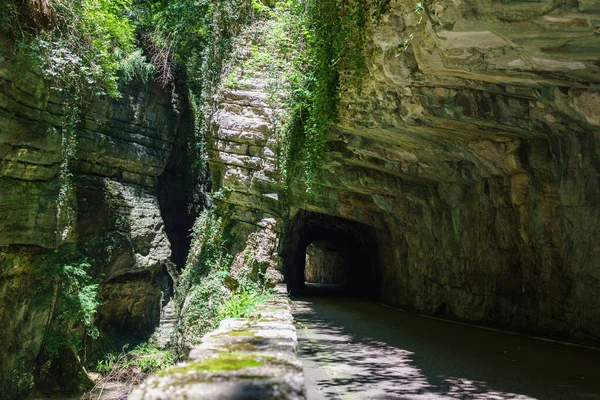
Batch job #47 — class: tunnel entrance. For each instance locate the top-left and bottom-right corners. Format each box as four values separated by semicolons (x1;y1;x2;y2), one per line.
280;210;380;297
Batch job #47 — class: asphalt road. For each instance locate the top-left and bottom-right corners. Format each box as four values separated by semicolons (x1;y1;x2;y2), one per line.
292;286;600;400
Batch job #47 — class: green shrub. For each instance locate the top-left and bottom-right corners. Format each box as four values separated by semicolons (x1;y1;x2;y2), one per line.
244;0;389;197
179;272;232;342
88;341;175;398
176;188;273;343
176;202;234;343
118;49;156;84
131;0;253;183
2;0;137;99
95;353;117;374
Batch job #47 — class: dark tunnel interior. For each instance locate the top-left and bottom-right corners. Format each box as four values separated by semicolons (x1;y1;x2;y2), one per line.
280;210;381;297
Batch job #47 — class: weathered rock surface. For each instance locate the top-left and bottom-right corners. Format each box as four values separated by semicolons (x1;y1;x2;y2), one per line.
207;23;284;251
130;285;304;400
2;0;600;396
326;0;600;342
0;39;186;397
208;1;600;345
77;176;173;334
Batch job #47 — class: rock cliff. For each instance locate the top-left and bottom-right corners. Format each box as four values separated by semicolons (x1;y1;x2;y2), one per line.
0;39;191;397
209;0;600;344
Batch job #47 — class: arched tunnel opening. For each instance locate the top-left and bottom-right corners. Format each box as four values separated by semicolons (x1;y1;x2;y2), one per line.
280;210;381;297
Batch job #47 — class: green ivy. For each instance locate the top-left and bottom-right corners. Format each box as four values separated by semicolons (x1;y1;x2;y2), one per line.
175;187;272;344
176;194;235;343
34;245;100;357
253;0;389;197
1;0;137;99
131;0;253;183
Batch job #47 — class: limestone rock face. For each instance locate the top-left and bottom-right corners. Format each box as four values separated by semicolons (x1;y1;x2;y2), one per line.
325;0;600;342
77;176;173;334
229;217;283;288
207;23;286;285
0;41;185;397
208;2;600;344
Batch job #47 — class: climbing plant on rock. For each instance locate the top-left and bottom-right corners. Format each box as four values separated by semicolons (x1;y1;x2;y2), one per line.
175;188;272;347
267;0;390;197
1;0;137;99
33;245;100;358
131;0;253;185
1;0;146;242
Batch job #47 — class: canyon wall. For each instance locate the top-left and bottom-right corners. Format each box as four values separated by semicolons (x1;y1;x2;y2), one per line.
329;0;600;342
0;39;191;397
209;0;600;344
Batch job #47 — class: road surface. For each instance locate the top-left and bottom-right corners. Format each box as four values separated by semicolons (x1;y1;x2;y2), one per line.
292;286;600;400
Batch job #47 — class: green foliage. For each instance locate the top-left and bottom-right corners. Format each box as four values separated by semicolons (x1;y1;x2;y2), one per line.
219;287;271;319
176;188;272;343
176;202;235;343
132;0;253;181
35;245;100;357
95;342;175;376
217;231;274;320
87;342;175;396
252;0;266;13
252;0;389;197
178;202;233;296
2;0;137;99
0;2;18;32
95;354;116;373
178;271;232;342
118;49;156;84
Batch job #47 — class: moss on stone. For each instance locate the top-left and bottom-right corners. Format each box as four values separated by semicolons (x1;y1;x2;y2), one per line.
221;341;259;352
159;353;264;375
215;329;257;338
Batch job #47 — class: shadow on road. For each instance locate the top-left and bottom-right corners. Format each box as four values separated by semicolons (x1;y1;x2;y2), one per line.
293;287;600;400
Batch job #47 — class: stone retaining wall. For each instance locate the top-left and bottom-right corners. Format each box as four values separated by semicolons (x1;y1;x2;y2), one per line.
130;285;305;400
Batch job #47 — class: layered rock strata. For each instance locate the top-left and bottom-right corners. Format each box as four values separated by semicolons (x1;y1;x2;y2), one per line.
305;243;347;284
0;41;187;397
208;1;600;344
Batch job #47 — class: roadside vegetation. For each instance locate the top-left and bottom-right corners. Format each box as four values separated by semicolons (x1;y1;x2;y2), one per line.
176;189;274;347
88;188;272;396
1;0;268;393
82;342;174;399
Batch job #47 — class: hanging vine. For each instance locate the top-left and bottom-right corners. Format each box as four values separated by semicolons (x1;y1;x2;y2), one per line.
267;0;390;197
